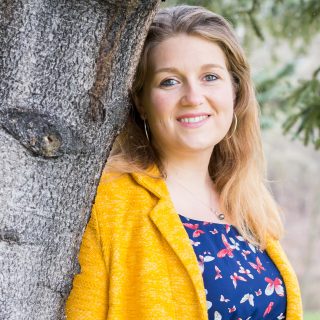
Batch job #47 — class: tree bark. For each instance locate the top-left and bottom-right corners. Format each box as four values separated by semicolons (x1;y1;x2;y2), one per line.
0;0;160;318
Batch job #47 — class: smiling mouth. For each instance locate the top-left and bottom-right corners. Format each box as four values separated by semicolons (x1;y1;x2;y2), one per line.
178;115;210;123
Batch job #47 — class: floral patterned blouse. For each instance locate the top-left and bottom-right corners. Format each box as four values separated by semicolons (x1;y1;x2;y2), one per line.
179;214;287;319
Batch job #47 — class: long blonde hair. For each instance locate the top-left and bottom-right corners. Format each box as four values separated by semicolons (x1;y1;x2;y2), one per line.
107;5;283;248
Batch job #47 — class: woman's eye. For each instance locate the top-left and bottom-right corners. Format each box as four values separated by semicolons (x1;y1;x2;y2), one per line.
160;79;178;87
204;74;218;81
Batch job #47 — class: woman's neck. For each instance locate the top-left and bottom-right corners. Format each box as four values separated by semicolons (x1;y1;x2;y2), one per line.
161;150;226;223
162;152;213;190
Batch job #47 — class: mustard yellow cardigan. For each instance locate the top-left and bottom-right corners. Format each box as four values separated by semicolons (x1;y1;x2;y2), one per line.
65;167;303;319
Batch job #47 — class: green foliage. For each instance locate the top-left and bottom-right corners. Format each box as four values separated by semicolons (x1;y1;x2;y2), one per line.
266;0;320;44
162;0;320;150
254;64;295;129
282;69;320;149
255;63;295;106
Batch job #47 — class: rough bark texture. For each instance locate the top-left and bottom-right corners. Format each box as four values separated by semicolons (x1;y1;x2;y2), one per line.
0;0;160;318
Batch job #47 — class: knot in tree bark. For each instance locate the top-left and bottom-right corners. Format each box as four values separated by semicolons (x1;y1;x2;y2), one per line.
0;108;84;158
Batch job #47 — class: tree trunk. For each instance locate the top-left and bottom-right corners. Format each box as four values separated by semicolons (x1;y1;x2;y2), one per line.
0;0;160;318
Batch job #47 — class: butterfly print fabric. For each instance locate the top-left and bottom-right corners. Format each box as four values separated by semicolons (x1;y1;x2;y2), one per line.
179;215;286;319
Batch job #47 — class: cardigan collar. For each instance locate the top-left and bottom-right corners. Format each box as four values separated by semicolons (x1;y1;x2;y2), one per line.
131;165;167;199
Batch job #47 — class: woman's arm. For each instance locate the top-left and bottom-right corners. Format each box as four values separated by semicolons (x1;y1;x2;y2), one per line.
65;205;109;319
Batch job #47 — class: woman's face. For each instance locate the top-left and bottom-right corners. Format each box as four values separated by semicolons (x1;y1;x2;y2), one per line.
137;34;235;159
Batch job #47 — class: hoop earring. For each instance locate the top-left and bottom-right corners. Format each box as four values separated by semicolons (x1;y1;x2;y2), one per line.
225;113;237;140
143;119;150;142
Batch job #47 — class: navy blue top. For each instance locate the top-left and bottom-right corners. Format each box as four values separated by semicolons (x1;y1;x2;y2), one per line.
179;214;287;319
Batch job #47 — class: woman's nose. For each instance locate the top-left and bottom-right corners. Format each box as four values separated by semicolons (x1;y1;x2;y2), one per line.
180;82;204;107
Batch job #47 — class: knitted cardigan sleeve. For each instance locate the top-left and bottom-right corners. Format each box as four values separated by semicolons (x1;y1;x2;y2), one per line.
65;205;109;319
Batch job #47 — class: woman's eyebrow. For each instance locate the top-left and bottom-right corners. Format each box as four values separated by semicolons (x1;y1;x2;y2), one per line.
154;67;180;74
201;63;226;71
154;63;226;74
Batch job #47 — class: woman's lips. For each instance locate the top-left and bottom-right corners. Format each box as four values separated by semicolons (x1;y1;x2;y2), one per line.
177;113;211;128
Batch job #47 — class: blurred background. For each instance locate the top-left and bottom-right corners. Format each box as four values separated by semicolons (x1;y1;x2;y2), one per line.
161;0;320;318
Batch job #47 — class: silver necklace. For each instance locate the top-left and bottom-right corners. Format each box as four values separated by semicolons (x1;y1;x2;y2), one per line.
168;176;225;221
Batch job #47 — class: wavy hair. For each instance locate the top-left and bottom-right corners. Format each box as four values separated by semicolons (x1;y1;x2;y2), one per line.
107;5;283;248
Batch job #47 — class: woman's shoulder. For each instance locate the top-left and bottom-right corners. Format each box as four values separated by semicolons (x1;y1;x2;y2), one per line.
95;170;141;201
97;170;134;192
96;165;162;197
93;168;160;217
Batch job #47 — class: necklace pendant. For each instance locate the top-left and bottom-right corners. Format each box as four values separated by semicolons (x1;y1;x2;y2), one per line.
211;209;225;221
217;212;225;220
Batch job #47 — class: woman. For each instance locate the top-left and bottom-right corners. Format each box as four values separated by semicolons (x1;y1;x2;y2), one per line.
66;5;302;320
